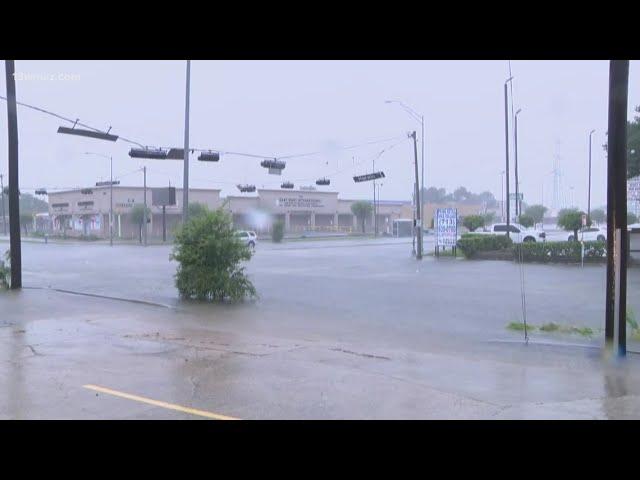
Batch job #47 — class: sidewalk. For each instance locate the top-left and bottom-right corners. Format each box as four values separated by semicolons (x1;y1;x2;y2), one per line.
2;287;640;419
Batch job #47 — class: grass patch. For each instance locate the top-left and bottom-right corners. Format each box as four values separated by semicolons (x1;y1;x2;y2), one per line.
507;321;593;337
507;322;535;332
568;326;594;336
540;322;560;332
627;307;638;330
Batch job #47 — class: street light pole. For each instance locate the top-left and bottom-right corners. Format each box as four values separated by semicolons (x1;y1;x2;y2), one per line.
410;131;422;260
504;77;513;237
182;60;191;225
85;152;114;246
421;115;425;233
500;170;505;222
514;108;522;217
588;129;595;224
143;166;148;247
110;156;113;246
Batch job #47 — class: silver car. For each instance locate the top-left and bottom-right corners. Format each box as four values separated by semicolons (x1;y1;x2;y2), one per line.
235;230;257;249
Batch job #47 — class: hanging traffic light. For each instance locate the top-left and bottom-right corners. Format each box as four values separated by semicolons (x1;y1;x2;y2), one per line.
198;151;220;162
281;182;294;189
129;148;169;159
35;188;47;195
81;188;93;195
261;158;286;175
237;184;256;193
316;178;330;186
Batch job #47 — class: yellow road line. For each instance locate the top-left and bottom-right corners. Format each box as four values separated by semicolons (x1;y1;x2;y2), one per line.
83;384;239;420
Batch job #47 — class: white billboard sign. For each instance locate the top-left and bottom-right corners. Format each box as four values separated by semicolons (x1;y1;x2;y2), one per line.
436;208;458;247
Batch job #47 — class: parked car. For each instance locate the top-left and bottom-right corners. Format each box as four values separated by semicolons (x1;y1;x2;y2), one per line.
235;230;257;249
475;222;545;243
568;226;607;242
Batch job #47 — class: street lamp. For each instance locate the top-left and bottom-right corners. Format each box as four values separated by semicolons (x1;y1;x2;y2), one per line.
85;152;114;246
588;129;595;224
500;170;505;222
385;99;425;237
504;76;514;236
514;108;522;217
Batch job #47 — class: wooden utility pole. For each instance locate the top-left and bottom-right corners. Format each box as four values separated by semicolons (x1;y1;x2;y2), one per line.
5;60;21;289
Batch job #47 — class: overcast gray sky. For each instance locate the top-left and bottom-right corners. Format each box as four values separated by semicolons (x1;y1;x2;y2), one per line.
1;60;638;209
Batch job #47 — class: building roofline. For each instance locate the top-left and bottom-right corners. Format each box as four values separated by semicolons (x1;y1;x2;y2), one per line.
47;185;222;195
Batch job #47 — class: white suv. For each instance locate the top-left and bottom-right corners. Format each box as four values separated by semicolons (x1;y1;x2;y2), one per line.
235;230;257;249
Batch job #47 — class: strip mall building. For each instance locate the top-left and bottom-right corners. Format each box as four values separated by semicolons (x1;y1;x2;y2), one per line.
46;186;415;239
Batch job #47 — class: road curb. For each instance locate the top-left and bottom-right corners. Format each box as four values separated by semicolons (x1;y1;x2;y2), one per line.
24;286;174;309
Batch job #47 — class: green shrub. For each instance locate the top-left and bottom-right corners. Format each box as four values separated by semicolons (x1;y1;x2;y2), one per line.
170;208;256;302
514;241;606;263
272;221;284;243
456;234;513;258
0;249;10;289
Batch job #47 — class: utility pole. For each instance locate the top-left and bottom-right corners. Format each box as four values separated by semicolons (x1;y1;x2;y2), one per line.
588;129;595;224
421;115;425;233
0;173;6;235
412;182;416;255
410;131;422;260
143;166;148;246
373;157;377;236
605;60;629;357
109;156;113;247
504;77;513;237
514;109;522;216
5;60;21;289
182;60;191;224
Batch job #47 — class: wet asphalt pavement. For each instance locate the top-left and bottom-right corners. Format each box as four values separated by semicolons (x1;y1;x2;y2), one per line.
1;237;640;419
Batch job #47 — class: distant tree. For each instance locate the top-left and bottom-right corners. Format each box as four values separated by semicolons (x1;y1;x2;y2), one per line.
462;214;485;232
629;213;639;225
518;214;534;228
483;211;496;225
350;201;373;233
421;187;448;203
557;208;584;241
130;204;151;243
590;208;606;224
524;204;547;224
477;191;498;208
1;189;48;214
188;202;209;219
453;186;470;202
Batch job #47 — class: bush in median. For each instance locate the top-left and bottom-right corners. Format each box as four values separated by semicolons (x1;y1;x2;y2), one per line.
513;240;606;263
171;208;257;302
456;234;513;258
